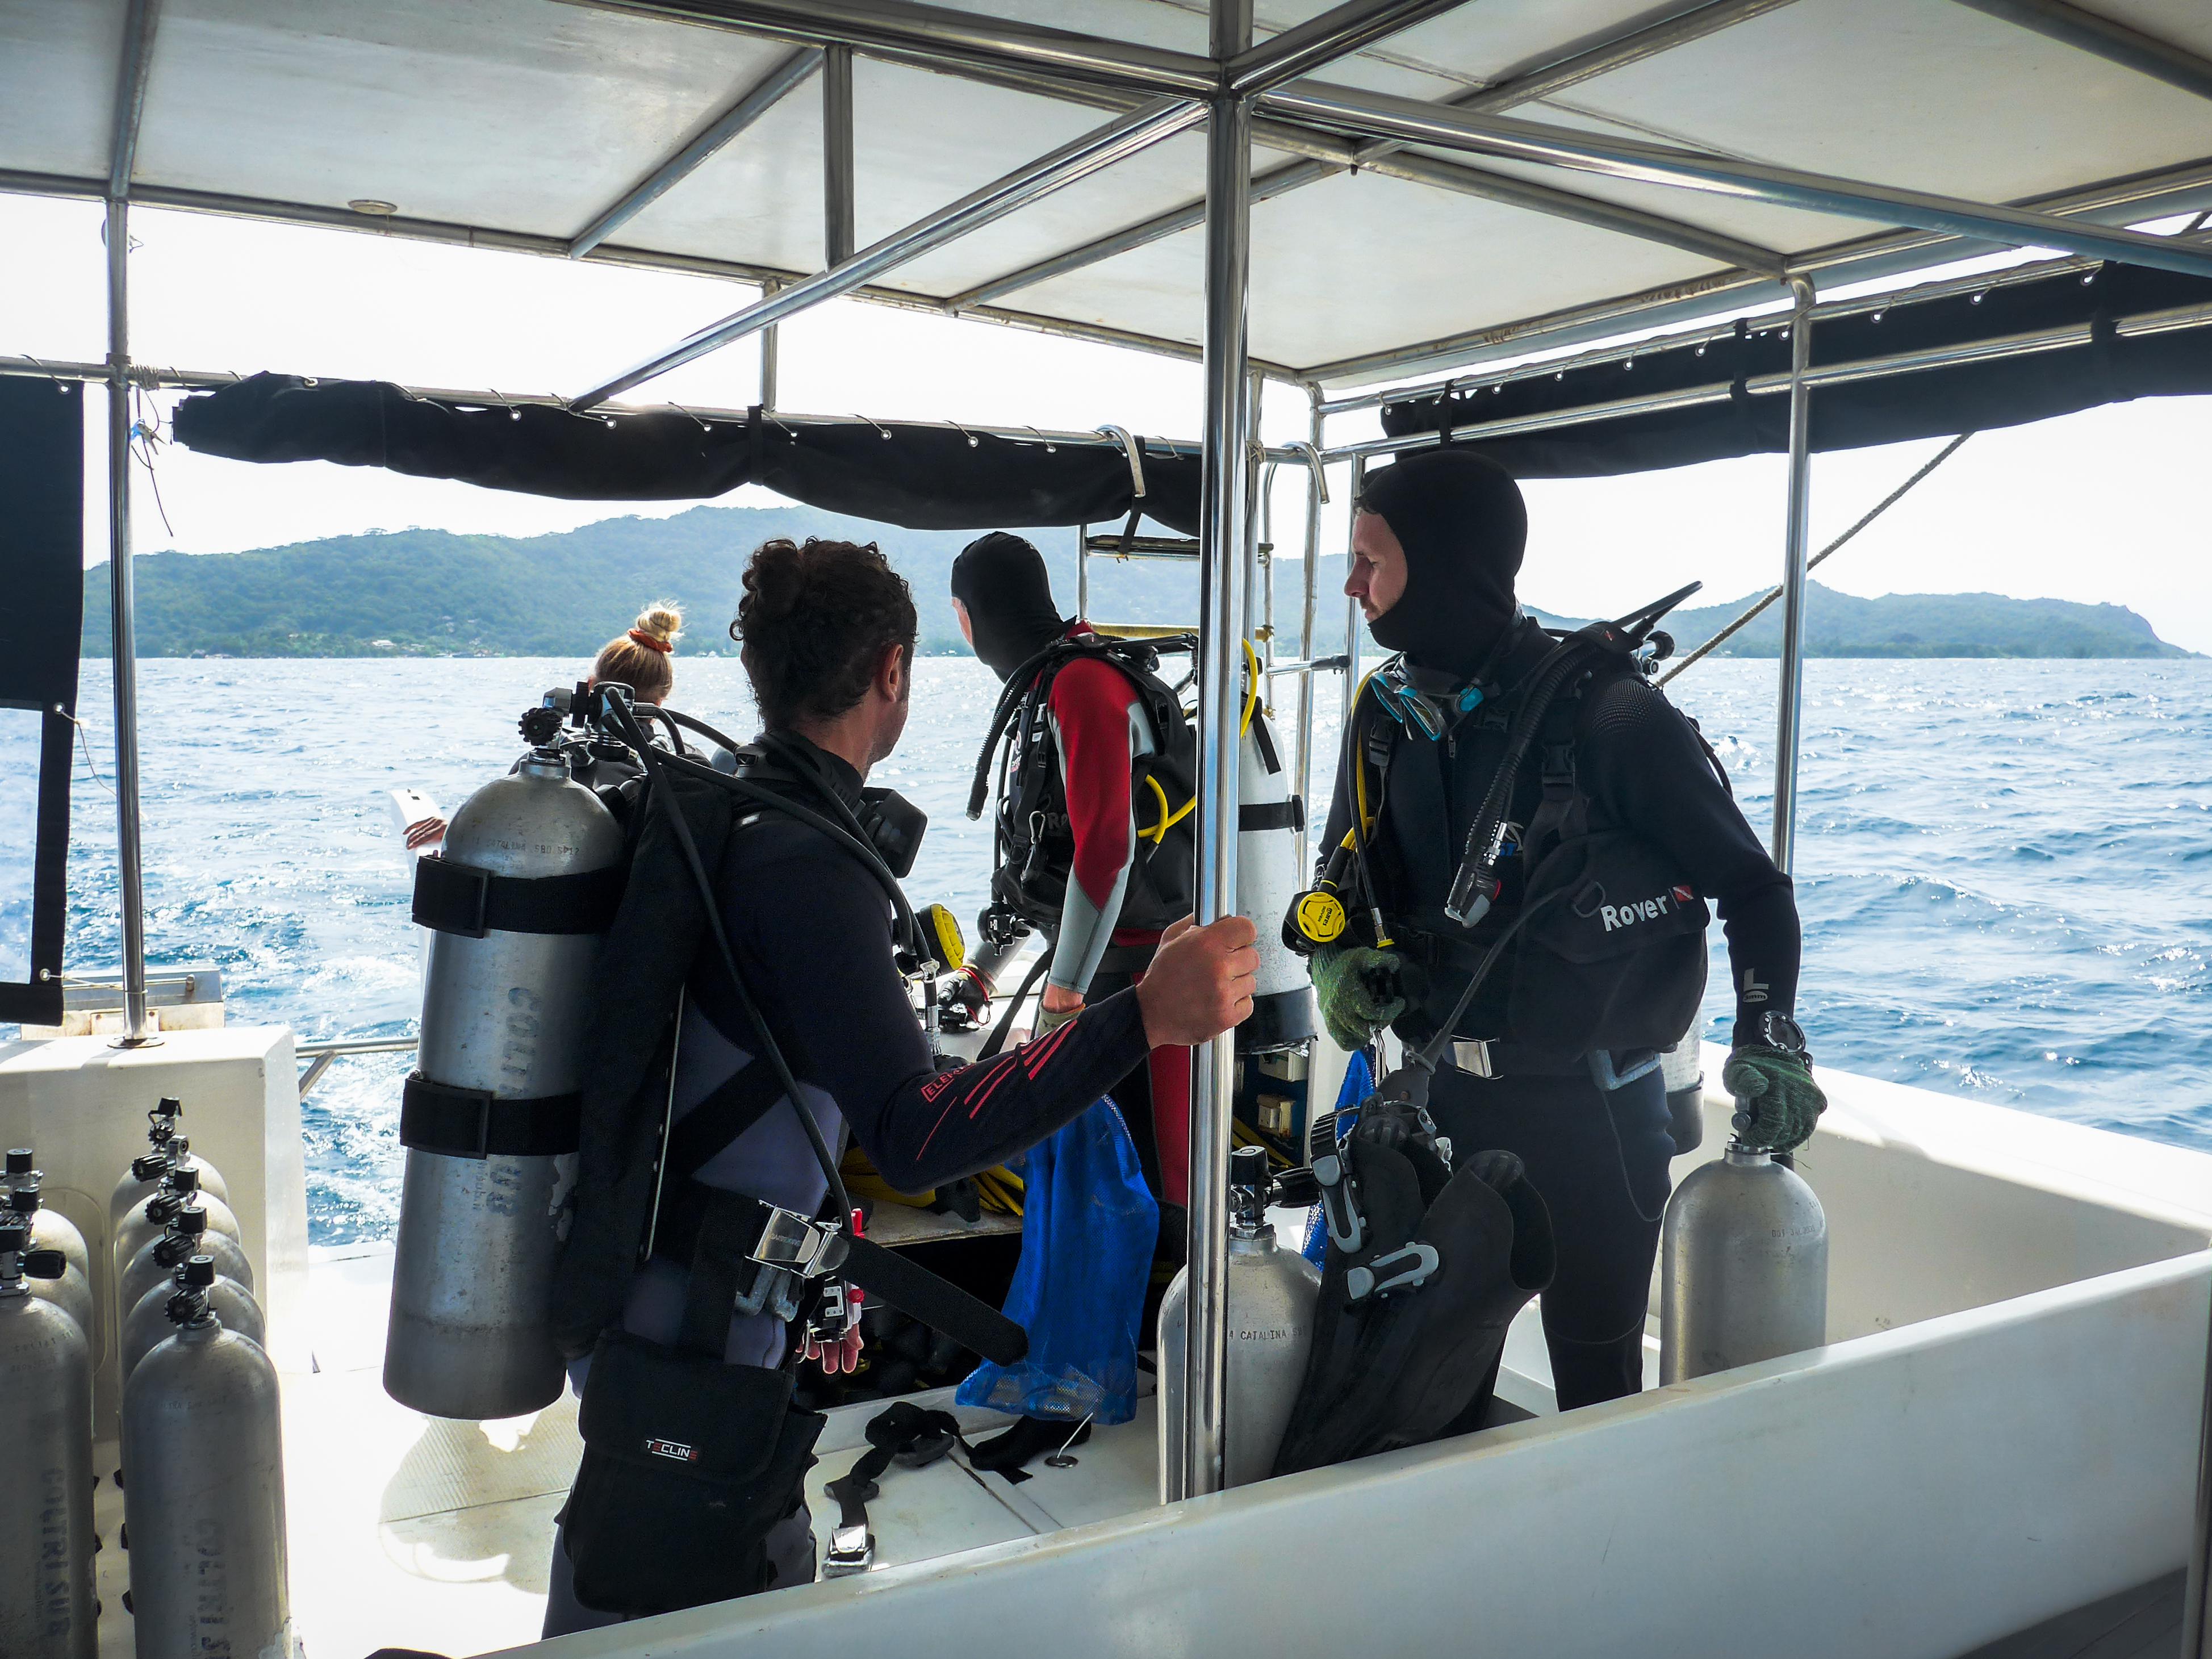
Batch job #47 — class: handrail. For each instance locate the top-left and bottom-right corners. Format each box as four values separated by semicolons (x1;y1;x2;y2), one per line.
295;1036;419;1103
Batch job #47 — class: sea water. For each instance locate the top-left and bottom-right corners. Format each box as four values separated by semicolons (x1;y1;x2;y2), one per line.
43;656;2212;1244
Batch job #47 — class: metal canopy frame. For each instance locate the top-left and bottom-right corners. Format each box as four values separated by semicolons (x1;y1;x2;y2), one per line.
31;0;2212;1535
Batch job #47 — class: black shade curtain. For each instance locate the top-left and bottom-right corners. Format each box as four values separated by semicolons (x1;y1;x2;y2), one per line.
1379;264;2212;477
0;375;86;1025
173;375;1206;534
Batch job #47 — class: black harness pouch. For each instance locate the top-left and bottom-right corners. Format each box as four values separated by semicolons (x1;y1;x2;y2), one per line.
565;1333;826;1615
1507;828;1709;1055
562;1201;828;1616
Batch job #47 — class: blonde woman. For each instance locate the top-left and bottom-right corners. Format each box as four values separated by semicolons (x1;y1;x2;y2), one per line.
397;601;688;849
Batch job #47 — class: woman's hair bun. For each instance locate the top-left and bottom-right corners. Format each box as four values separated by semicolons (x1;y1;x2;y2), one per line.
634;601;684;644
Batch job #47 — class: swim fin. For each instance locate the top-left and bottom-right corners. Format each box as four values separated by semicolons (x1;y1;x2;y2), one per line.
1273;1144;1554;1476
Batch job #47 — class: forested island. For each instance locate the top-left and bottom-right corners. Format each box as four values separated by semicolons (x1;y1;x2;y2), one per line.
81;503;2192;661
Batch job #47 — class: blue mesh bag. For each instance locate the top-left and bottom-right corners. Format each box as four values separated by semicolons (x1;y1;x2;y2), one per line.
956;1095;1157;1427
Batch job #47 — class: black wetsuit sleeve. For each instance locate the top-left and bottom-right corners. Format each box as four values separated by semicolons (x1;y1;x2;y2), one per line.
1578;677;1801;1047
743;839;1152;1194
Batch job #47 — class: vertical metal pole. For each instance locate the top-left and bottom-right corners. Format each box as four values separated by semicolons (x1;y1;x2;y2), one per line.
2182;1274;2212;1658
104;197;154;1047
759;278;780;411
823;44;856;268
1771;274;1817;872
1344;454;1366;697
1076;521;1089;620
1176;0;1253;1507
1294;389;1323;877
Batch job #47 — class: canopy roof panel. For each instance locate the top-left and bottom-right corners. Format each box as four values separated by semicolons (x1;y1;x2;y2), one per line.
5;0;2210;392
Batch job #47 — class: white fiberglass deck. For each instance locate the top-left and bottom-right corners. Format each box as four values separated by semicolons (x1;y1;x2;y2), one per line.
5;1029;2209;1659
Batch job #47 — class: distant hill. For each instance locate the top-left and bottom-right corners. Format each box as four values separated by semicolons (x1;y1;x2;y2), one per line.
1651;580;2193;660
80;504;1352;660
81;506;2190;660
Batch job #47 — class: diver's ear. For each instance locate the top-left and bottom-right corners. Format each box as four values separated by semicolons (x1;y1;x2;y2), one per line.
877;641;908;703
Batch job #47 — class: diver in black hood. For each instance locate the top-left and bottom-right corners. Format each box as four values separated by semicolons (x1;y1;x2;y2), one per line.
1309;448;1821;1410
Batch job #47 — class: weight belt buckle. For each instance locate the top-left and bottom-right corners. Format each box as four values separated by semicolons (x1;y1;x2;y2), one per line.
731;1203;850;1322
823;1523;876;1577
1449;1039;1496;1079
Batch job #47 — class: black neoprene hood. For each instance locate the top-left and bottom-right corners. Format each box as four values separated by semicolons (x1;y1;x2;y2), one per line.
951;532;1068;681
1360;449;1528;679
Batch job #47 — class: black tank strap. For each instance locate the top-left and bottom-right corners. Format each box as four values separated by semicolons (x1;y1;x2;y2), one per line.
399;1072;582;1158
412;854;624;939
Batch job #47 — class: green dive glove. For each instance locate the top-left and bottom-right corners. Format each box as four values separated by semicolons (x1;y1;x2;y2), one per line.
1311;944;1408;1053
1721;1044;1828;1153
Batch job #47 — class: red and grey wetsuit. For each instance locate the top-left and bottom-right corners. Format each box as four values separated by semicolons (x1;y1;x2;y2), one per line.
1035;622;1194;1209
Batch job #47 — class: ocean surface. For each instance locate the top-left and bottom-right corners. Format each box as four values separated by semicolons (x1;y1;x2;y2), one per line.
39;655;2212;1244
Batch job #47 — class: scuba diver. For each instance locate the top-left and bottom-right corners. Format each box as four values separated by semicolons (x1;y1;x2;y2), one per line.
1301;449;1821;1412
540;538;1257;1633
947;531;1201;1469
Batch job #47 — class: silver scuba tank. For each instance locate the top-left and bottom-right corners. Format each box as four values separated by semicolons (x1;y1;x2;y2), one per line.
0;1219;97;1659
1659;1031;1705;1156
120;1206;255;1316
5;1164;95;1345
121;1269;265;1384
108;1101;228;1238
122;1257;295;1659
114;1157;241;1280
1659;1143;1828;1383
1158;1148;1321;1495
384;746;624;1420
1238;703;1317;1054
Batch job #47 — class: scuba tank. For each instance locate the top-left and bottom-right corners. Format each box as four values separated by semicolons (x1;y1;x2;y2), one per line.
5;1153;94;1342
1659;1031;1705;1156
0;1218;97;1659
1659;1143;1828;1383
114;1156;240;1279
122;1257;295;1659
108;1100;228;1236
121;1264;264;1384
1157;1147;1321;1495
386;742;625;1419
8;1187;95;1346
120;1205;255;1317
1237;704;1316;1055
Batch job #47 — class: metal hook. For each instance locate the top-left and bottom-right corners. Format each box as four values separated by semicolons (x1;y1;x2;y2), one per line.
856;412;893;440
667;400;713;433
1024;425;1057;453
1094;424;1145;499
948;418;981;449
1289;441;1329;503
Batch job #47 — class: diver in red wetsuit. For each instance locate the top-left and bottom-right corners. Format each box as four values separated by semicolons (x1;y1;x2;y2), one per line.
950;533;1201;1468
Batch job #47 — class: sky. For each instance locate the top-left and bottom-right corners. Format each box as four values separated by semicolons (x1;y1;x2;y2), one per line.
7;191;2210;650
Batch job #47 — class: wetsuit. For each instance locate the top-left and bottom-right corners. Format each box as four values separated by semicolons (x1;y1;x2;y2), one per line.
544;733;1153;1635
1320;617;1800;1409
1035;621;1193;1211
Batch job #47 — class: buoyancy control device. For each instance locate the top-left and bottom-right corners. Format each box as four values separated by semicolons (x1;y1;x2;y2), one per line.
968;630;1199;936
123;1257;295;1659
968;633;1312;1052
1157;1147;1322;1494
0;1218;95;1659
1287;586;1715;1065
386;736;627;1420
